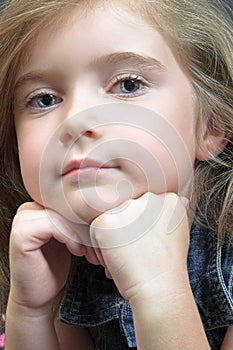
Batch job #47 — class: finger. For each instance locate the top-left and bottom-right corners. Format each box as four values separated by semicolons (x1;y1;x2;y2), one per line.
84;246;102;266
90;193;164;248
16;201;44;213
43;209;93;247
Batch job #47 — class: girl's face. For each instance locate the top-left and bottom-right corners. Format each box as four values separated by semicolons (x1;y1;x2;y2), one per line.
13;3;218;224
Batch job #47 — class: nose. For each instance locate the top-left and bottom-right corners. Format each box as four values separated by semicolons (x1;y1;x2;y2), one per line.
59;108;103;148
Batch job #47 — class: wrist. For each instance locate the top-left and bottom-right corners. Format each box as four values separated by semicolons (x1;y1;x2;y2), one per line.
129;272;210;350
5;298;60;350
129;269;191;309
6;294;54;322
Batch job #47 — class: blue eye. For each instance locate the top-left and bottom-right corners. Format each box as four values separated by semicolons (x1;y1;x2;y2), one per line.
37;94;57;108
28;93;62;109
108;74;148;97
120;79;141;94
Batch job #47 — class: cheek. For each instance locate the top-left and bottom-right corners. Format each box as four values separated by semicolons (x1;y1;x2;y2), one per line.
15;117;58;202
17;134;44;202
142;142;194;197
117;128;195;198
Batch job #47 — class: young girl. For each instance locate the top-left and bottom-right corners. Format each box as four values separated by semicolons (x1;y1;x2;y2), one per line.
0;0;232;349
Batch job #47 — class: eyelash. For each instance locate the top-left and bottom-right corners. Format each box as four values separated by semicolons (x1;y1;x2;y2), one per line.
107;73;149;98
23;73;149;111
24;90;62;112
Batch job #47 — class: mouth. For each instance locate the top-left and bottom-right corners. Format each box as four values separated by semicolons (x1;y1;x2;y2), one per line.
62;158;118;177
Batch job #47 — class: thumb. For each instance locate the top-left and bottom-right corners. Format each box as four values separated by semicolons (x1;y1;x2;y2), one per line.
90;192;165;249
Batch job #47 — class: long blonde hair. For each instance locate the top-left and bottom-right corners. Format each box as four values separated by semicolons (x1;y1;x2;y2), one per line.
0;0;232;321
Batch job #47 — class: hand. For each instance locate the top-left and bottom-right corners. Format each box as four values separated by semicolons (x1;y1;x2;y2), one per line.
90;192;190;302
9;202;87;313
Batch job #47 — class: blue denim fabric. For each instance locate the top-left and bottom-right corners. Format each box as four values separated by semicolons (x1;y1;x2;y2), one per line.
58;222;233;349
0;0;10;14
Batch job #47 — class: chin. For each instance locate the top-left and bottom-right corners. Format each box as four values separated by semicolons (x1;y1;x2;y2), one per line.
72;208;102;225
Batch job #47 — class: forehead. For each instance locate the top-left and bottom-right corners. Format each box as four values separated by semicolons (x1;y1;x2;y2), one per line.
18;1;178;78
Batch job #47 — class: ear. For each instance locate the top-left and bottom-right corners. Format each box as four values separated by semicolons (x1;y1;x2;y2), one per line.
196;121;228;161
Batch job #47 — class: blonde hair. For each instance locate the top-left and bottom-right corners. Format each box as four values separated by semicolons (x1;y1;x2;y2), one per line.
0;0;232;321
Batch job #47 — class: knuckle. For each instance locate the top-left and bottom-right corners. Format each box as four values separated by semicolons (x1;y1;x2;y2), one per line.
91;212;110;229
17;201;42;213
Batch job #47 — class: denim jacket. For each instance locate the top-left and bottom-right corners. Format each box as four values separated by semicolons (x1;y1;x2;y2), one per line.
59;222;233;350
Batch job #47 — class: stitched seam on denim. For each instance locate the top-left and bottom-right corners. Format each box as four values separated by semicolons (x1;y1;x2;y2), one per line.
119;300;136;348
217;244;233;309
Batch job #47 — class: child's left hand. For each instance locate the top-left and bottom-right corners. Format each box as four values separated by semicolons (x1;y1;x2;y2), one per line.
90;192;190;302
90;193;211;349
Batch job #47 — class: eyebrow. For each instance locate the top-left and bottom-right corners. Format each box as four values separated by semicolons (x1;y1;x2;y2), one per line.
14;71;52;91
91;52;166;72
14;52;166;90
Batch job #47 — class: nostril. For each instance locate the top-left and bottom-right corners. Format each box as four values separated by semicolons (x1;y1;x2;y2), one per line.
81;130;94;138
60;132;73;145
59;126;97;147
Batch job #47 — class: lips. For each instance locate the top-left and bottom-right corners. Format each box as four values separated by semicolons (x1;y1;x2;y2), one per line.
62;159;116;176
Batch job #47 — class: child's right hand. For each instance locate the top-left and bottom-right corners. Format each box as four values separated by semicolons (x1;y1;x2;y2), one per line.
8;202;87;314
7;202;101;349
